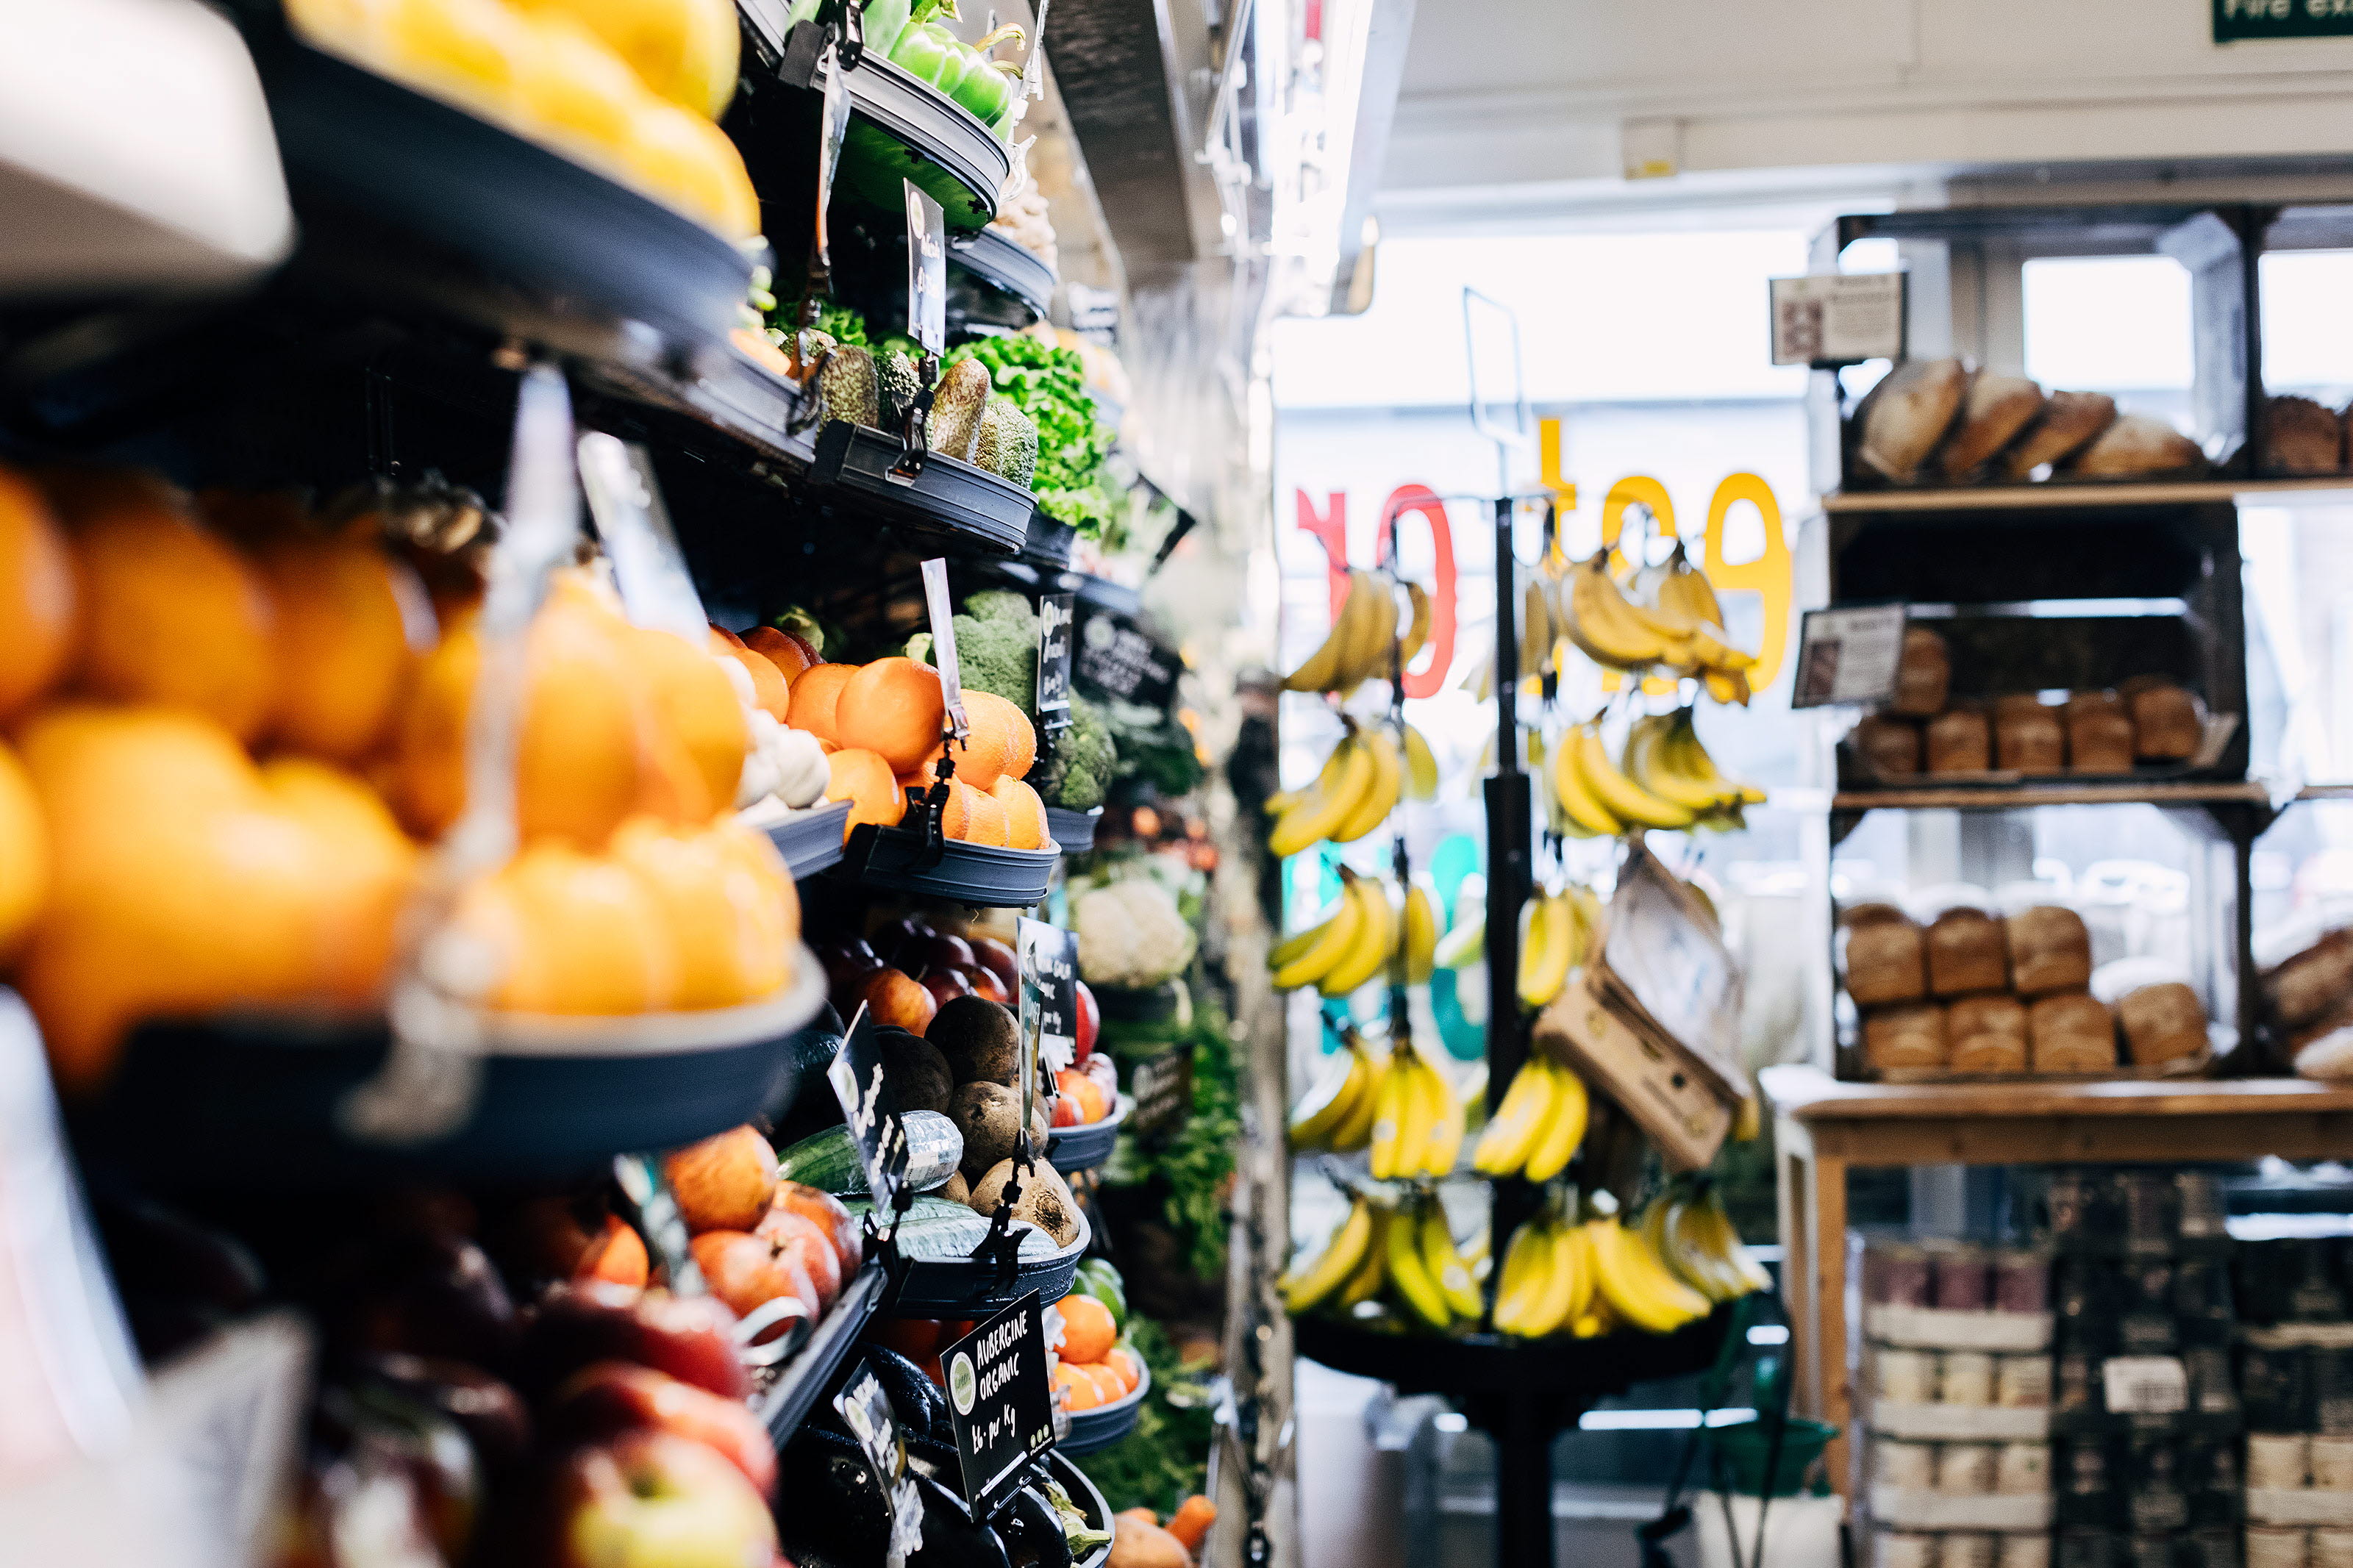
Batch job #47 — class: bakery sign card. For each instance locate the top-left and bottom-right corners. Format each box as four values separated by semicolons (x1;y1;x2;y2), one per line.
1792;604;1907;709
1770;272;1906;367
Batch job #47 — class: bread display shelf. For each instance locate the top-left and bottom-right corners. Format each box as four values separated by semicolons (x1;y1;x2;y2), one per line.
756;1258;886;1445
1825;476;2353;513
1830;781;2270;815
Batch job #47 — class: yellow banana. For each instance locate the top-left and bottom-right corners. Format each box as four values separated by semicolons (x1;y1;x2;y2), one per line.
1472;1056;1563;1175
1493;1216;1552;1335
1399;878;1440;984
1365;1052;1413;1180
1691;1186;1773;1295
1587;1214;1710;1334
1279;1196;1376;1313
1389;1044;1438;1177
1518;1217;1586;1336
1418;1053;1465;1176
1268;736;1374;857
1549;728;1624;837
1571;720;1696;831
1282;571;1367;692
1421;1201;1484;1320
1332;726;1402;842
1335;1209;1390;1309
1271;870;1368;989
1385;1199;1452;1330
1519;579;1552;684
1402;723;1440;801
1289;1038;1376;1149
1328;1038;1385;1153
1522;1060;1590;1184
1625;715;1735;815
1665;709;1767;806
1704;667;1752;707
1399;581;1433;670
1562;553;1676;670
1339;572;1403;691
1657;544;1724;631
1516;892;1578;1010
1316;876;1397;998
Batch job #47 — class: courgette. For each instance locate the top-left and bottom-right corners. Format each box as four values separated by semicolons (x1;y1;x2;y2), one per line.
778;1111;963;1195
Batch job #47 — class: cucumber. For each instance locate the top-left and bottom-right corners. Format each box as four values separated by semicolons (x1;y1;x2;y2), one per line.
777;1111;963;1196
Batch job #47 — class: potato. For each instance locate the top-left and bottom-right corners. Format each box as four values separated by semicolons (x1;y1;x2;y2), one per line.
968;1157;1079;1247
929;995;1021;1087
949;1081;1024;1176
877;1029;953;1114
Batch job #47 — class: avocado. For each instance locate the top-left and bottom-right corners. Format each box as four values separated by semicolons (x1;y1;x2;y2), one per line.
974;395;1038;487
879;350;924;429
928;357;991;462
818;342;879;429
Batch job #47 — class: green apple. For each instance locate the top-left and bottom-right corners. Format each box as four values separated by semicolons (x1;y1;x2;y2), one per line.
557;1431;776;1568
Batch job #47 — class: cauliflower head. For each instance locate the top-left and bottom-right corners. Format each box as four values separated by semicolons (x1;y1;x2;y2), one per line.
1074;879;1196;989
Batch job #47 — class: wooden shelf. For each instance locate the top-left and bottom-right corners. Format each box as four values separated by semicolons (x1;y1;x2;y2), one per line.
1823;476;2353;513
1763;1062;2353;1129
1832;781;2268;814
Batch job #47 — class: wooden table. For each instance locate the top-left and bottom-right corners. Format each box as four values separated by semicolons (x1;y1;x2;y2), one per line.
1759;1064;2353;1500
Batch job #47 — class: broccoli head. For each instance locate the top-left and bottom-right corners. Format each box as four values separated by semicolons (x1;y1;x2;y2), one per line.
963;590;1038;629
1035;693;1117;811
940;593;1040;709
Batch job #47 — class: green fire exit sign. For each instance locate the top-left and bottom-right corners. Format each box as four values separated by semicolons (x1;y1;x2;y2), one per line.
2215;0;2353;40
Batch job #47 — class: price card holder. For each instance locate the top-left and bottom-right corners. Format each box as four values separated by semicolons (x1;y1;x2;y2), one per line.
576;434;706;642
1127;1045;1193;1142
1036;593;1075;734
1769;272;1907;367
2102;1355;2188;1417
829;1008;913;1214
904;182;948;357
1790;604;1907;709
799;32;855;318
613;1154;707;1294
1072;601;1180;712
837;1358;926;1568
1017;917;1077;1079
942;1292;1057;1521
921;559;968;740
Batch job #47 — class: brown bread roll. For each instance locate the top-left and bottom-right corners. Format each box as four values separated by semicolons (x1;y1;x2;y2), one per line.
1839;901;1910;929
2064;693;2135;773
1852;715;1922;778
1891;626;1951;717
2263;928;2353;1031
1993;699;2065;775
1948;995;2029;1073
1927;708;1993;773
2123;679;2202;762
2261;395;2346;476
2064;414;2206;479
2116;982;2207;1068
1845;918;1929;1007
1864;1003;1949;1073
1928;908;2008;997
2001;390;2116;481
2006;906;2093;997
1939;373;2046;480
2029;993;2117;1073
1858;358;1968;484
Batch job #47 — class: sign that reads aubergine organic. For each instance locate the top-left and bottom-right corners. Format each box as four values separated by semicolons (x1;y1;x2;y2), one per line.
2215;0;2353;40
942;1292;1056;1520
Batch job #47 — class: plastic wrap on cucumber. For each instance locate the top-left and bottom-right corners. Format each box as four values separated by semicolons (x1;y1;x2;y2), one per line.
997;1484;1074;1568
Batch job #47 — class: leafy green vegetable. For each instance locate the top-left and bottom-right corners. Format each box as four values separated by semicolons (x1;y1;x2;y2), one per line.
781;300;871;348
946;334;1121;538
1070;1315;1214;1518
1160;990;1240;1281
1102;698;1204;798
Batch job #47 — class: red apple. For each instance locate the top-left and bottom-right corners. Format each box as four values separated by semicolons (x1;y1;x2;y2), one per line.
662;1126;778;1235
862;969;938;1036
576;1215;650;1289
763;1183;863;1280
816;939;879;996
955;963;1010;1004
910;933;975;974
746;1207;843;1311
1083;1051;1117;1103
689;1231;817;1344
520;1281;749;1402
547;1361;776;1497
969;936;1018;995
831;963;886;1020
870;914;932;964
864;1317;944;1363
1049;1093;1082;1128
920;967;973;1009
346;1232;518;1368
551;1431;776;1568
1074;980;1099;1063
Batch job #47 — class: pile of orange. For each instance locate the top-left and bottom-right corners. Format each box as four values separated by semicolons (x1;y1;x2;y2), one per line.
1051;1294;1141;1412
0;462;796;1095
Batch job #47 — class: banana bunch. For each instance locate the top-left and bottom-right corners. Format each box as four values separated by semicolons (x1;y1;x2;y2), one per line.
1550;712;1764;837
1585;1204;1715;1334
1270;871;1438;998
1515;884;1599;1009
1557;547;1758;702
1282;570;1434;696
1493;1206;1602;1338
1637;1181;1773;1305
1470;1054;1590;1181
1265;722;1437;859
1288;1030;1384;1153
1624;708;1768;831
1277;1188;1485;1333
1368;1038;1465;1181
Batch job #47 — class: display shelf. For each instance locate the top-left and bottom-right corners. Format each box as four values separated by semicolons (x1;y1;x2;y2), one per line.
1290;1305;1736;1398
1046;1096;1128;1174
1044;804;1104;852
1824;477;2353;513
1023;515;1079;570
1831;781;2268;815
950;228;1056;321
1052;1450;1115;1568
757;1257;888;1444
806;419;1037;556
761;801;854;878
69;951;826;1184
882;1210;1090;1317
1059;1358;1149;1456
837;821;1060;907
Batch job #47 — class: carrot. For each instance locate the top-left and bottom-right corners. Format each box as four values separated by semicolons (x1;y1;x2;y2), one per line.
1166;1496;1217;1553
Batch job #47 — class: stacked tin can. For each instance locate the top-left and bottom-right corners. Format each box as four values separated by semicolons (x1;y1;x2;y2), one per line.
1863;1236;2057;1568
2043;1167;2241;1568
2235;1230;2353;1567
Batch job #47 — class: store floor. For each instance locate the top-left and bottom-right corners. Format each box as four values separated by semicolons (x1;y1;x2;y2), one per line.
1297;1360;1707;1568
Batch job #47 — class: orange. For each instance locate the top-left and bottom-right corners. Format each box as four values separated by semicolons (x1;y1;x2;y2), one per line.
938;779;1006;845
1105;1345;1143;1393
749;626;820;685
457;840;676;1014
379;0;535;123
68;487;275;742
623;96;760;240
942;698;1012;793
513;10;644;175
623;623;747;820
1052;1361;1101;1413
0;742;46;959
835;657;946;773
965;690;1035;782
713;631;790;722
785;661;851;742
1055;1067;1107;1124
261;757;418;1003
991;776;1046;851
0;468;75;723
1082;1364;1129;1403
256;526;431;764
707;815;801;947
612;815;788;1009
1057;1293;1117;1364
825;749;907;840
513;0;740;118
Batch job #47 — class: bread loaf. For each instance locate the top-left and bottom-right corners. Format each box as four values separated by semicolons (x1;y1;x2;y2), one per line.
2064;693;2135;773
2029;993;2117;1073
2006;906;2093;997
1839;902;1911;929
2116;981;2207;1068
1993;699;2065;775
1926;708;1993;774
2261;395;2346;476
1939;373;2046;480
1947;995;2029;1073
2065;414;2206;480
2263;928;2353;1031
1858;358;1968;484
1853;715;1922;778
1891;626;1951;717
1846;917;1929;1006
1928;908;2008;997
2001;391;2117;482
2124;680;2202;762
1864;1003;1948;1073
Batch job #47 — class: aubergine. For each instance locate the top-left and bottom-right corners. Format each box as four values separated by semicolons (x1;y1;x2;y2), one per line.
782;1428;896;1561
861;1345;954;1447
910;1473;1014;1568
996;1486;1073;1568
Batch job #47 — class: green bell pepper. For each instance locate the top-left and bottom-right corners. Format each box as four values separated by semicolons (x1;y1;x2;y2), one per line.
860;0;912;60
887;21;965;90
1073;1259;1127;1328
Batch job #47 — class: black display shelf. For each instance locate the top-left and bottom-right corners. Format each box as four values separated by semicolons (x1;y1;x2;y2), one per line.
763;801;854;878
757;1257;888;1443
1053;1450;1115;1568
1023;514;1078;570
1059;1358;1149;1456
1046;1096;1126;1174
1043;805;1102;853
68;953;825;1184
884;1211;1090;1317
807;420;1035;555
951;228;1056;321
837;820;1060;907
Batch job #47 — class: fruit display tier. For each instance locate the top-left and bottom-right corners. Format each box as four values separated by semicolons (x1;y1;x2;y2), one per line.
756;1256;888;1443
804;420;1041;556
1059;1356;1150;1456
835;821;1062;907
882;1209;1091;1317
1288;1303;1738;1401
1046;1095;1127;1174
1044;803;1104;853
249;29;751;362
764;801;855;879
64;951;826;1184
950;228;1057;323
